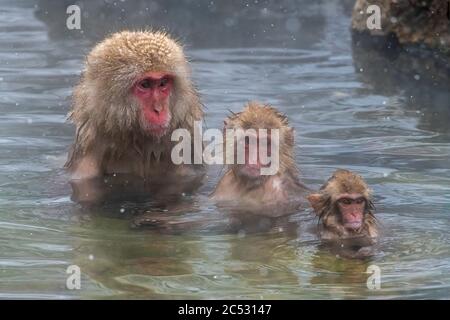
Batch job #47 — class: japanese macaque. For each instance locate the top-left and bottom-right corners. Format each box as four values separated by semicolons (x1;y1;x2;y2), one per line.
211;102;308;213
65;31;204;202
133;102;306;231
308;169;378;246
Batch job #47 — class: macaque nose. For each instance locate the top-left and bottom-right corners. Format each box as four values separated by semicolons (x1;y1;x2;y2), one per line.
348;210;362;221
153;104;163;113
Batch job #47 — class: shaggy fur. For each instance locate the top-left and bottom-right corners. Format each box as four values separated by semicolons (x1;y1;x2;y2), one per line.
65;31;203;178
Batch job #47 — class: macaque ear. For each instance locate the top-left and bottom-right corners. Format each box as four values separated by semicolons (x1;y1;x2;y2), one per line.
307;193;323;215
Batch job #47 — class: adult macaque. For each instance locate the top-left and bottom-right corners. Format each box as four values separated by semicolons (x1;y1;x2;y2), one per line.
211;102;308;213
65;31;204;202
307;169;378;247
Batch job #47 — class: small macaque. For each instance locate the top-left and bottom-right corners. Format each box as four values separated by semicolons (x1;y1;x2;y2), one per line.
65;31;204;203
133;102;306;231
211;102;308;214
308;169;378;249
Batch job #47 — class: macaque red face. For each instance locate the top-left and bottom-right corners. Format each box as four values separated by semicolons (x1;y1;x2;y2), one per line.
132;72;174;136
335;193;366;231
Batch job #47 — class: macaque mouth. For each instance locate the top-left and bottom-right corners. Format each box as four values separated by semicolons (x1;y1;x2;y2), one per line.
343;220;363;230
240;164;262;178
146;122;170;136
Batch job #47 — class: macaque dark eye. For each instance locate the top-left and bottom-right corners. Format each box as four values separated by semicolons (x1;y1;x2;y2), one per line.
355;198;365;204
139;79;152;89
159;77;169;87
339;198;352;205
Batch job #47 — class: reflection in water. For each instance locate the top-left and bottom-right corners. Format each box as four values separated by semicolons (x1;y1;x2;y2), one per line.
73;220;199;298
0;0;449;299
310;248;373;299
73;217;303;299
69;173;206;206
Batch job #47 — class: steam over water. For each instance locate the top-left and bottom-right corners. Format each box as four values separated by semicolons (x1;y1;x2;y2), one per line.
0;0;449;299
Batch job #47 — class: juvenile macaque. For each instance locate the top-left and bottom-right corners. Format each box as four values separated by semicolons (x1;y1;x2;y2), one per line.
211;102;308;213
65;31;204;202
308;169;378;246
133;102;306;231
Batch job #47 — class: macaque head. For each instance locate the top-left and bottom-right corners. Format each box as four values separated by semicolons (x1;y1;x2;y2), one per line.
223;102;296;180
80;31;197;138
308;170;375;234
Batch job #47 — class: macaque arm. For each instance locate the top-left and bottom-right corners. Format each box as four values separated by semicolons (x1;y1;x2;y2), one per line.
69;177;106;205
69;153;102;180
